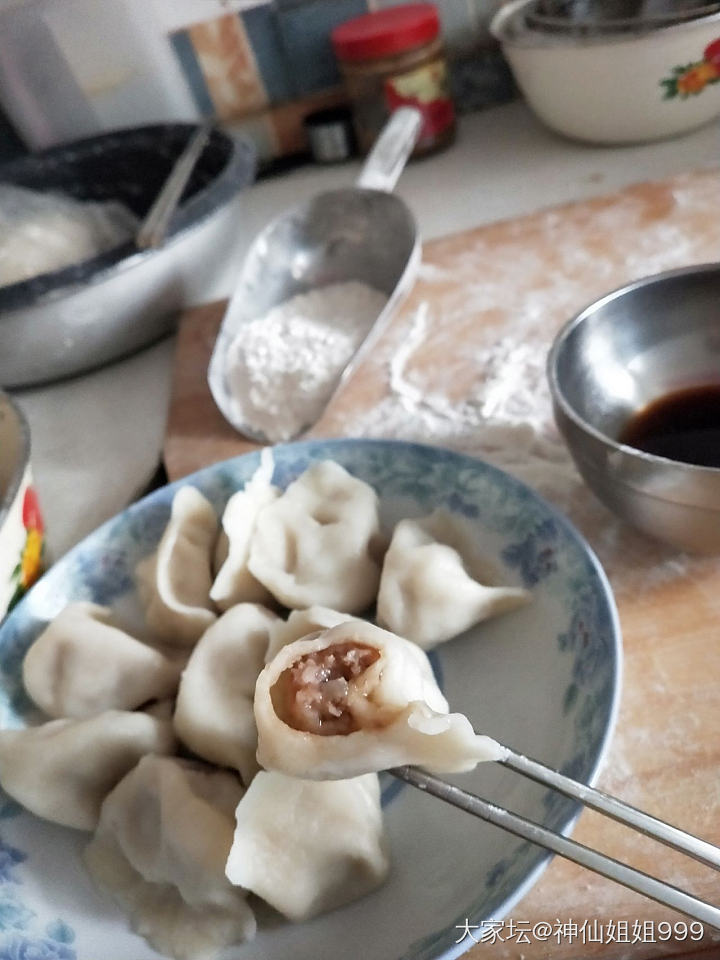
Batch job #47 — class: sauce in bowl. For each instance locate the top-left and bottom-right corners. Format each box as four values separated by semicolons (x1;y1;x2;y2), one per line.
620;384;720;468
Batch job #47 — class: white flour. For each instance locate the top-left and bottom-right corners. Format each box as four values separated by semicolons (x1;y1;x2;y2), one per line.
225;282;387;443
330;301;709;597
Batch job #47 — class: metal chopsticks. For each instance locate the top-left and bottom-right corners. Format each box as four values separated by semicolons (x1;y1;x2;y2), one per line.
389;755;720;929
501;748;720;870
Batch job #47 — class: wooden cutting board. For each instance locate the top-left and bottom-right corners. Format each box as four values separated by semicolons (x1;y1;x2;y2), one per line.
164;170;720;960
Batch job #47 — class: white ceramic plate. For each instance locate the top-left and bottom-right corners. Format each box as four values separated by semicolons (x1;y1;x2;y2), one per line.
0;439;621;960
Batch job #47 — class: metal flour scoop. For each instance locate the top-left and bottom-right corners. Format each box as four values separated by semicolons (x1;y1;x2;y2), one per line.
208;107;422;443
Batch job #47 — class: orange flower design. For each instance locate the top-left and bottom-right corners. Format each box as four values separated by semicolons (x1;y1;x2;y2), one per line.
661;38;720;99
8;486;44;611
677;61;719;95
20;528;43;590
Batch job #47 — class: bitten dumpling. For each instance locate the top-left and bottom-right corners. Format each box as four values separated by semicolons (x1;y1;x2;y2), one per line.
255;620;503;779
22;602;182;718
84;757;254;960
210;450;278;610
377;511;530;649
226;770;389;921
136;486;218;646
173;604;278;784
248;461;383;613
0;711;176;830
264;605;356;664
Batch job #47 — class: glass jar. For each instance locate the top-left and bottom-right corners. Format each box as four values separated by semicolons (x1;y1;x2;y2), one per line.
331;3;455;156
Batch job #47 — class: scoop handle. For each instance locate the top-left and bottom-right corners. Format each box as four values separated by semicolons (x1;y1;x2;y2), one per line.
356;107;422;193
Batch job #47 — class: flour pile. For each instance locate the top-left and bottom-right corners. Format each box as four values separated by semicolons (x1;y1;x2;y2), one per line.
225;282;387;443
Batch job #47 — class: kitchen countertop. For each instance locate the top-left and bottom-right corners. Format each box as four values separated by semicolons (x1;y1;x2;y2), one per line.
14;99;720;560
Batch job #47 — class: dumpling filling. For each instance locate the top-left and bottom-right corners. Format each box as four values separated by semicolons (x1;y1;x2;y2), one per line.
273;642;380;736
255;620;504;779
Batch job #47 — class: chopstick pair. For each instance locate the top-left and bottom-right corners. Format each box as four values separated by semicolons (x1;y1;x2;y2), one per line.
390;747;720;929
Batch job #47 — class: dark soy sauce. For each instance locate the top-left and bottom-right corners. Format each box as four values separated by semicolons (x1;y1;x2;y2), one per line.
619;385;720;467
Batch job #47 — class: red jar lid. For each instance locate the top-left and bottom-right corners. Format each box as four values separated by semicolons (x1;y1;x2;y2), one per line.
331;3;440;63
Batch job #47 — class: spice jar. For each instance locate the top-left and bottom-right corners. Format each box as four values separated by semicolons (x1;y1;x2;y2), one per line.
331;3;455;156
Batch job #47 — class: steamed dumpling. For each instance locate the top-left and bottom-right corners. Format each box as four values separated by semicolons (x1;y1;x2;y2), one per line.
255;620;503;779
377;511;530;649
173;604;278;784
22;602;182;718
264;605;356;664
226;770;389;921
0;710;176;830
84;756;254;960
248;461;383;613
136;486;218;646
210;450;278;610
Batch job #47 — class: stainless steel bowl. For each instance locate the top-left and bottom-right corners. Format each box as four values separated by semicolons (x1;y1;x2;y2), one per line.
548;263;720;553
0;124;255;388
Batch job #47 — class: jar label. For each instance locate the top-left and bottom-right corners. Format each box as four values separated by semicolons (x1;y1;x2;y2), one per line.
384;60;454;140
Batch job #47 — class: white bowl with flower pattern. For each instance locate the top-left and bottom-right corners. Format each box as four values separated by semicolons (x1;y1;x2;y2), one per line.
492;0;720;144
0;439;621;960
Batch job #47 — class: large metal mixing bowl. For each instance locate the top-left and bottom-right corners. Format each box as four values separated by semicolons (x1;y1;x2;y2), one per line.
0;124;255;388
548;263;720;553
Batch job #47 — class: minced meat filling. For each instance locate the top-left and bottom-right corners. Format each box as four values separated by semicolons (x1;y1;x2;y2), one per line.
275;642;380;736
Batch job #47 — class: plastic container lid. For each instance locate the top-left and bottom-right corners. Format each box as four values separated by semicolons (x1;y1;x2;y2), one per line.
331;3;440;63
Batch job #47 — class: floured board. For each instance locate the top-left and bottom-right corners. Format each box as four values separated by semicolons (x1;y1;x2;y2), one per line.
164;169;720;960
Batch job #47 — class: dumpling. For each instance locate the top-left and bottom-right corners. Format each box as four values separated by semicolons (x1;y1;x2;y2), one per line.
247;460;383;613
22;602;182;718
255;620;503;779
84;756;254;960
143;698;175;721
264;605;356;664
136;486;218;646
210;449;278;610
377;510;530;649
226;770;389;921
173;604;278;783
0;710;176;830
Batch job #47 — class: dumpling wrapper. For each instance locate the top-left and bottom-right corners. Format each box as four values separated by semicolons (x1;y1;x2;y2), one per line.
226;770;389;921
174;603;278;784
136;486;218;646
22;602;182;718
377;510;530;649
0;710;176;830
143;698;175;721
255;620;504;780
264;605;356;664
84;756;254;960
210;449;278;610
248;460;383;613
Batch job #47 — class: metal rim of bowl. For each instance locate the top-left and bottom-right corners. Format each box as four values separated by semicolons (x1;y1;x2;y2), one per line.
491;0;720;48
526;0;720;34
0;125;256;315
547;261;720;476
0;390;31;530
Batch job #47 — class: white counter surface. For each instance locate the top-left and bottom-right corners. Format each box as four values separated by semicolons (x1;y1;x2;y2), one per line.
14;100;720;560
